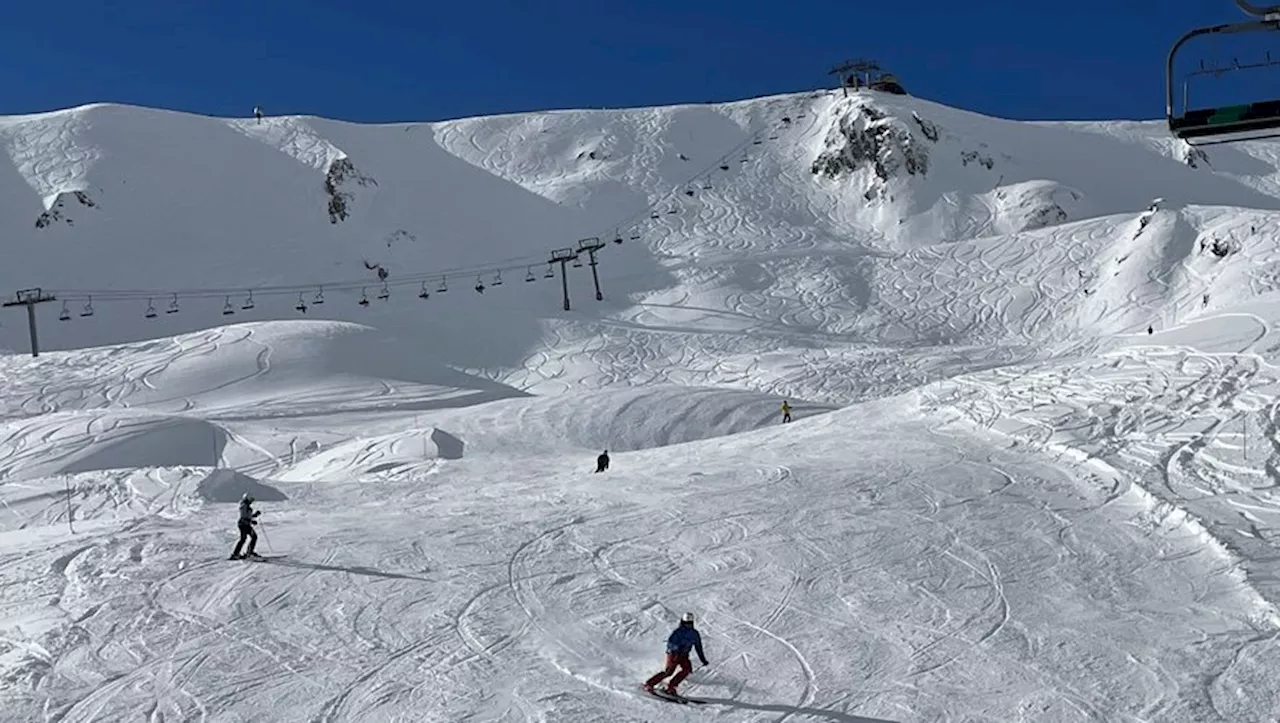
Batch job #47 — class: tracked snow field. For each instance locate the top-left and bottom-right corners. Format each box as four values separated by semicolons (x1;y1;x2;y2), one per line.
5;89;1280;720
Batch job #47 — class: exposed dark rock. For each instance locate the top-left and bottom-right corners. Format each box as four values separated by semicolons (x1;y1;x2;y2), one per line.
324;157;377;224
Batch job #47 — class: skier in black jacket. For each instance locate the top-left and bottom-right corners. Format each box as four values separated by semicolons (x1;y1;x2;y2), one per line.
230;493;262;560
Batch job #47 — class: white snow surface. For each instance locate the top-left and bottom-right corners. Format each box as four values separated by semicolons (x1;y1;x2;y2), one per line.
4;90;1280;721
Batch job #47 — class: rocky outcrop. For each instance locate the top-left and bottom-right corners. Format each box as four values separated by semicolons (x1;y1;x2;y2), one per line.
34;190;97;229
811;101;932;183
324;157;377;224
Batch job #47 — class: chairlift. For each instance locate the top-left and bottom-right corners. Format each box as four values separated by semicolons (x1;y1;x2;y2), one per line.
492;270;503;286
419;281;431;298
313;287;325;305
719;164;730;171
145;299;158;319
1166;0;1280;145
475;275;485;293
241;291;255;310
167;293;179;314
525;266;537;282
544;263;555;279
80;297;94;317
59;302;70;321
222;295;236;316
438;276;449;293
377;283;390;300
359;288;370;306
296;293;309;313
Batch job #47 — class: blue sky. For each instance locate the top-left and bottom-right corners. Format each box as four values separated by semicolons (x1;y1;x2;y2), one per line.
0;0;1263;122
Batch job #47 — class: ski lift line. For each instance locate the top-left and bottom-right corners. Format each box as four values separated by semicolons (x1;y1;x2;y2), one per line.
603;128;766;235
46;258;567;302
49;110;801;304
588;112;798;238
47;250;611;300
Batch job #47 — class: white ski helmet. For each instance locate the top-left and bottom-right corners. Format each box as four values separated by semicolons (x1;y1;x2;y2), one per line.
242;492;254;503
681;612;695;623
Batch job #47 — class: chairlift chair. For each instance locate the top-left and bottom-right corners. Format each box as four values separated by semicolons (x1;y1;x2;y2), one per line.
1166;0;1280;145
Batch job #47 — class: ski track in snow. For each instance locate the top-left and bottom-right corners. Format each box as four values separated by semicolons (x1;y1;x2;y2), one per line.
5;90;1280;721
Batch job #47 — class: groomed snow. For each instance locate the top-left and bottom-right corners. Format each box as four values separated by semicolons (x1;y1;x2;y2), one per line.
4;89;1280;721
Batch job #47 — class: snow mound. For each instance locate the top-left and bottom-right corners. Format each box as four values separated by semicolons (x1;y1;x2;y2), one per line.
0;320;528;419
0;412;225;481
412;384;835;456
196;468;286;503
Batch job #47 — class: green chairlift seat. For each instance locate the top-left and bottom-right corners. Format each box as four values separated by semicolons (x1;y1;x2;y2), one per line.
1167;1;1280;145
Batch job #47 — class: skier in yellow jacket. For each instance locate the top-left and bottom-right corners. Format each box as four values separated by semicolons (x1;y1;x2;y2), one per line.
781;400;792;423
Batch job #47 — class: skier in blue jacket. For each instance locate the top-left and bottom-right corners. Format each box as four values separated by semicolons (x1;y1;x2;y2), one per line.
642;612;709;697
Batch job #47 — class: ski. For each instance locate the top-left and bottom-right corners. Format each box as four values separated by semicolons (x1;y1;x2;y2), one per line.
645;689;686;705
643;688;705;705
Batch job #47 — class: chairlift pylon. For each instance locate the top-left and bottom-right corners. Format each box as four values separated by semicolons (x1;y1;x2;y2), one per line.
1166;0;1280;145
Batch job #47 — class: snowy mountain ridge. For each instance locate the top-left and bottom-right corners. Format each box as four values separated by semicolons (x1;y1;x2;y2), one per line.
6;90;1280;721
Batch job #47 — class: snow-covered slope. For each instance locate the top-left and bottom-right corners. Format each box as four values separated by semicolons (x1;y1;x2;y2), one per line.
6;89;1280;721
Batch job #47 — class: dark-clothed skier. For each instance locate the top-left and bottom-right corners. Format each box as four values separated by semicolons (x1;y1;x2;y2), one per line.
643;612;709;697
230;493;262;560
595;450;610;473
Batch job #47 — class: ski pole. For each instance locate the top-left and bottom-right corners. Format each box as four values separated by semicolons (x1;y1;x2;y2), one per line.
257;516;272;550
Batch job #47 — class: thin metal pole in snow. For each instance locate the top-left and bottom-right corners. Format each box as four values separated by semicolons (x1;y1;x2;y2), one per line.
65;479;74;534
259;519;273;552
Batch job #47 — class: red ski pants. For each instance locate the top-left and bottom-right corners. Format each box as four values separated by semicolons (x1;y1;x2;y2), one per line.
645;653;692;689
